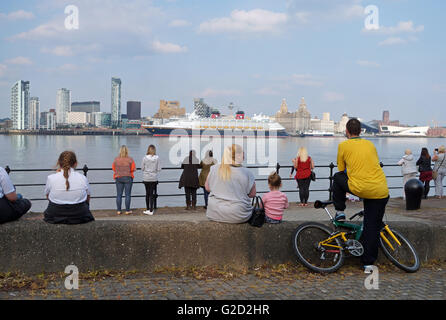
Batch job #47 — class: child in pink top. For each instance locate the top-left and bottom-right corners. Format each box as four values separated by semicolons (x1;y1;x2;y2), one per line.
262;172;289;224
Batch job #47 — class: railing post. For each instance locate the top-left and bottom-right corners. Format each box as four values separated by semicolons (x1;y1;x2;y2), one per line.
380;162;384;168
82;164;89;177
5;165;10;175
328;162;335;201
276;162;280;174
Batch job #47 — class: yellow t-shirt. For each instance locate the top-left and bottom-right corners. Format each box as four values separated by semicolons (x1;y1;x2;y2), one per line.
337;138;389;199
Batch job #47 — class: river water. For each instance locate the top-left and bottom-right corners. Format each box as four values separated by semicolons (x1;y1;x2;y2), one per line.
1;134;444;211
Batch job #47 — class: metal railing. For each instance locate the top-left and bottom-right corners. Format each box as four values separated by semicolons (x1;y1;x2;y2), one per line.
5;162;441;203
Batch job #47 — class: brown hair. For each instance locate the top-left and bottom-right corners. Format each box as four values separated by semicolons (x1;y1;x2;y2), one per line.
57;151;77;191
268;172;282;189
147;145;156;155
346;118;361;136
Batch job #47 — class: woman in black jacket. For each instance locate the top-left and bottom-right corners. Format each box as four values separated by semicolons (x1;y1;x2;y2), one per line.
416;147;433;199
179;150;202;210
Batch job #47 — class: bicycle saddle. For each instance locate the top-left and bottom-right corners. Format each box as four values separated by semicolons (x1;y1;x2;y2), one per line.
314;200;333;209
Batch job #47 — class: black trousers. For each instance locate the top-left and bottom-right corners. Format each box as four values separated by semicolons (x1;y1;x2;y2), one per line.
185;187;197;203
0;196;31;224
297;178;311;203
332;172;389;265
143;181;158;211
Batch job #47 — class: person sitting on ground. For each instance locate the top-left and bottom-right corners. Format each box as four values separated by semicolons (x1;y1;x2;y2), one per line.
332;118;389;273
397;149;418;199
416;147;433;199
261;172;289;224
0;166;32;224
432;145;446;199
205;144;256;224
44;151;94;225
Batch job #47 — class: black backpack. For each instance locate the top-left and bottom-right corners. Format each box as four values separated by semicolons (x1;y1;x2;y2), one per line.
248;196;265;228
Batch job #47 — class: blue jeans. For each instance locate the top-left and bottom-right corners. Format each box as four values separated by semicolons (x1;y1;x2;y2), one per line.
202;187;210;207
116;176;133;211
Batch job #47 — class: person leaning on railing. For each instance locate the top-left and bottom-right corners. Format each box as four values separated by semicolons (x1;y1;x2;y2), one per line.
0;166;31;224
416;147;433;199
43;151;94;225
112;145;136;215
332;118;389;272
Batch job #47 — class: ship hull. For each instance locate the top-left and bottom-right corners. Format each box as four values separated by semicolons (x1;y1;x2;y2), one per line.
144;127;289;137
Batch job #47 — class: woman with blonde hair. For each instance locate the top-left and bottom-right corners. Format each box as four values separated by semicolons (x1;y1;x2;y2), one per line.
112;145;136;215
141;144;162;215
205;144;256;223
44;151;94;224
290;147;314;206
397;149;417;199
432;145;446;199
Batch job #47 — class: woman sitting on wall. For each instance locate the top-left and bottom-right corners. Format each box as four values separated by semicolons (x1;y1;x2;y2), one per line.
44;151;94;225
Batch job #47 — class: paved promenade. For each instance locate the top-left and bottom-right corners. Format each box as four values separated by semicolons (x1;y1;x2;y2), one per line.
1;262;445;300
0;197;443;300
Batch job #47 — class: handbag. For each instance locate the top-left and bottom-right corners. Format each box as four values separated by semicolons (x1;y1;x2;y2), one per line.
310;171;316;181
248;196;265;228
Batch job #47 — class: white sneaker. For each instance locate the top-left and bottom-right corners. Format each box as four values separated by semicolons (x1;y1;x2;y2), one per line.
143;210;153;215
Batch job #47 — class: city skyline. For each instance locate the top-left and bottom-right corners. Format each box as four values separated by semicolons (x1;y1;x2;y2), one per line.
0;1;445;126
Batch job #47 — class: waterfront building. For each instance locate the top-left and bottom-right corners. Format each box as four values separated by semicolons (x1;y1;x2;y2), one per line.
154;100;185;119
428;127;446;137
71;101;100;113
10;80;30;130
275;97;311;135
91;112;111;127
29;97;40;130
56;88;71;125
111;77;122;127
40;110;56;130
126;101;141;120
335;113;350;134
310;112;335;133
194;98;212;118
67;112;88;125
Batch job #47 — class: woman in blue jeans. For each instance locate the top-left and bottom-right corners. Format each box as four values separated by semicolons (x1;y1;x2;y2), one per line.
112;145;136;215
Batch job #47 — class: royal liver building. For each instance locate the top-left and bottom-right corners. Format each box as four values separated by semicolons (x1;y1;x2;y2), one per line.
275;97;311;135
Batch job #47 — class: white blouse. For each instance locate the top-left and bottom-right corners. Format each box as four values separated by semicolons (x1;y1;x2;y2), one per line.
45;169;91;205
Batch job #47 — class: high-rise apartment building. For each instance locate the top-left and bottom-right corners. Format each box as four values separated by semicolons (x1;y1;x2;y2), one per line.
29;97;40;130
56;88;71;125
194;98;211;118
111;77;122;127
10;80;30;130
126;101;141;120
71;101;100;113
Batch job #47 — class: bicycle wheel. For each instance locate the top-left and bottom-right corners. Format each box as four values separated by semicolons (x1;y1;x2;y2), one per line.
292;222;345;273
379;228;420;273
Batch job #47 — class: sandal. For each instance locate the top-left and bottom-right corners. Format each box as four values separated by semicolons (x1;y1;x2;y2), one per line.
125;211;132;215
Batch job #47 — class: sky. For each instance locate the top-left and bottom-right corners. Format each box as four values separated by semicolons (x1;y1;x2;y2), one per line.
0;0;445;126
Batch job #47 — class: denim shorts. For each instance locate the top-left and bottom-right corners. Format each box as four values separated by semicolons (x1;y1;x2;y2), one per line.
265;216;282;224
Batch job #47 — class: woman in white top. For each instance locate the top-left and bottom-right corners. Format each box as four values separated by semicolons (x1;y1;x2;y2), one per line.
44;151;94;224
397;149;418;199
205;144;256;224
432;145;446;199
141;144;162;215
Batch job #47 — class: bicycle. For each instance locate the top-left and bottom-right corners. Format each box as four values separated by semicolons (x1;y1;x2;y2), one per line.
292;200;420;273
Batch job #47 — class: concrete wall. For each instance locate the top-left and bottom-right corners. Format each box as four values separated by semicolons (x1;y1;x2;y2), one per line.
0;220;444;274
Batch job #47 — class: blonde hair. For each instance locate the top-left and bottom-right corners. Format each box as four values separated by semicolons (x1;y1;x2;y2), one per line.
439;145;446;153
405;149;412;155
147;145;156;155
119;145;129;158
218;144;243;181
297;147;309;163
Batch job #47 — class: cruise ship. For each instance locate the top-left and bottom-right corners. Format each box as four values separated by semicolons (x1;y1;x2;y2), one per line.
143;111;288;137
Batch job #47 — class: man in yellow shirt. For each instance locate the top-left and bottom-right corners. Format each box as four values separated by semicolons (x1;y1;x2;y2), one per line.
333;118;389;271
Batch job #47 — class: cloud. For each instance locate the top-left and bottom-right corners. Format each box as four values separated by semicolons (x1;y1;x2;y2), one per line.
254;87;281;96
364;20;424;35
152;40;188;53
199;88;241;98
323;91;344;102
0;10;34;21
198;9;288;34
378;37;407;46
291;74;324;87
0;64;7;77
356;60;380;67
4;57;33;65
10;21;65;40
169;19;192;27
40;44;101;57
